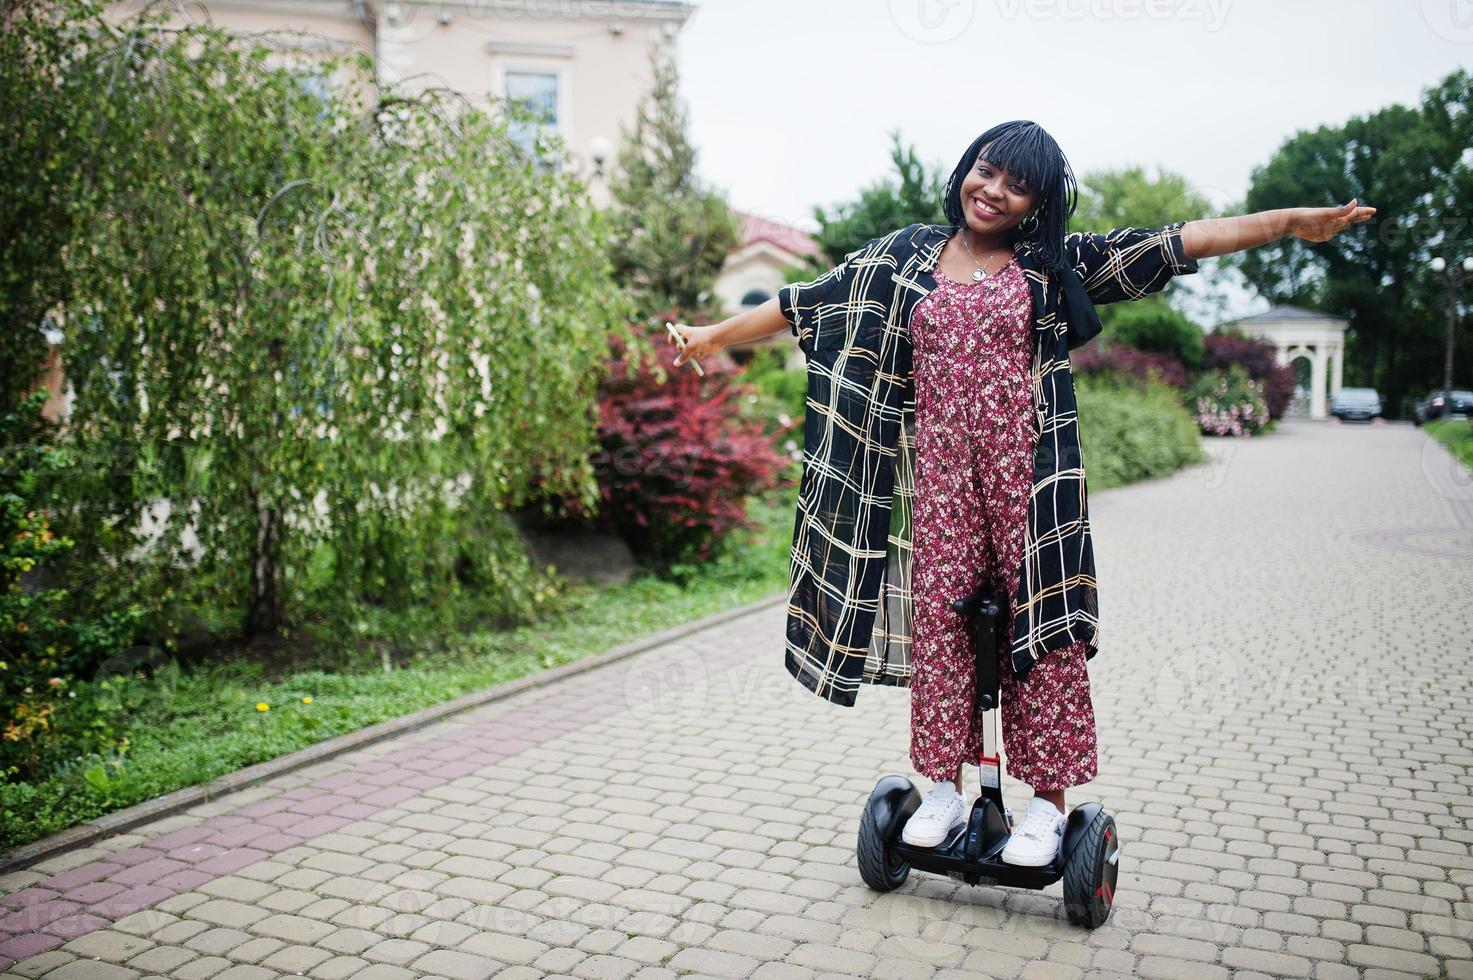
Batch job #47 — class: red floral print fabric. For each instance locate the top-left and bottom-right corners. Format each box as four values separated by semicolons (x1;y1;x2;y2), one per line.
906;257;1098;791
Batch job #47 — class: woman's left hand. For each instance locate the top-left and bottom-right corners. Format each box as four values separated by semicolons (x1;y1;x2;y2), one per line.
1288;199;1377;243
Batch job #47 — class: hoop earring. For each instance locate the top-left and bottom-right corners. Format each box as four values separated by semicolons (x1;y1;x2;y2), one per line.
1018;210;1041;237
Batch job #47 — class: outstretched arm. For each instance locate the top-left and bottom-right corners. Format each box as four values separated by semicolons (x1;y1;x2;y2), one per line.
1066;201;1379;309
668;229;897;367
1180;199;1377;260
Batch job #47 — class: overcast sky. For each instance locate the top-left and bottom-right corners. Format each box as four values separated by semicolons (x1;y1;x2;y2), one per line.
676;0;1468;233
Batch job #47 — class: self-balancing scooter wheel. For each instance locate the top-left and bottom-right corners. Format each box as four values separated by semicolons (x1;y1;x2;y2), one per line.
1063;808;1120;927
857;776;916;891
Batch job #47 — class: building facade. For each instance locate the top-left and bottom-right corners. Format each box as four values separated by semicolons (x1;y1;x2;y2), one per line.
104;0;695;206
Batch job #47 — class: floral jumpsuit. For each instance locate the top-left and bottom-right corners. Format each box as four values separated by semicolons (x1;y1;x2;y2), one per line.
907;257;1098;793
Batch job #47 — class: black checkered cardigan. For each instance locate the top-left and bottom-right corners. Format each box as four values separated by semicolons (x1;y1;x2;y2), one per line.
777;220;1200;707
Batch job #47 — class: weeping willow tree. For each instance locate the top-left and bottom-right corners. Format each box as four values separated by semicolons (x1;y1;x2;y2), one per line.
9;0;634;651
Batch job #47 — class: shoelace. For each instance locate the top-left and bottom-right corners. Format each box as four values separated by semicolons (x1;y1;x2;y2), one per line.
1014;806;1060;842
921;785;959;815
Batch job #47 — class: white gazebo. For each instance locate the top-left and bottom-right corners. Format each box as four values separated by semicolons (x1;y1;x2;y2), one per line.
1217;305;1348;419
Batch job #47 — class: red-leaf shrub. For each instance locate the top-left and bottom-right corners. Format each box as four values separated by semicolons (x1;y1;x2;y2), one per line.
532;307;798;573
1201;331;1296;420
1070;340;1190;390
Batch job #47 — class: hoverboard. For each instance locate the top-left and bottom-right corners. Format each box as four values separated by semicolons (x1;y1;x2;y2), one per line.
856;582;1120;927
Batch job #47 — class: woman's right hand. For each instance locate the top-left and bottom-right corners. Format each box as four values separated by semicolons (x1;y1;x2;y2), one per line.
666;322;726;370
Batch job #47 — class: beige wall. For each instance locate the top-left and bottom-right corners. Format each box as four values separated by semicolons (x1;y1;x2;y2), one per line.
105;0;692;205
103;2;376;66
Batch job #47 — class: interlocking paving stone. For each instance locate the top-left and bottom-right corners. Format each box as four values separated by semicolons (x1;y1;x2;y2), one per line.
2;419;1472;977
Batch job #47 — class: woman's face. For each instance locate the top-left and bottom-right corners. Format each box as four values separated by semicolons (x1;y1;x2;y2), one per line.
958;148;1040;235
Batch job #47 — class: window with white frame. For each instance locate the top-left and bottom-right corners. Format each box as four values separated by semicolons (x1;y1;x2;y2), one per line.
504;70;559;160
296;69;333;120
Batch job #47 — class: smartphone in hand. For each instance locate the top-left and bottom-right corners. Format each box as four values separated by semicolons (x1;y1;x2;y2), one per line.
665;321;705;377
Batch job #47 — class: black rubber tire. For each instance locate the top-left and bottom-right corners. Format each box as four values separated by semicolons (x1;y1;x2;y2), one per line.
1063;809;1118;928
857;799;910;892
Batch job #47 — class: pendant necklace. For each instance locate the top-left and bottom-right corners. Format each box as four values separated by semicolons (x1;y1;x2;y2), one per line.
959;228;1004;283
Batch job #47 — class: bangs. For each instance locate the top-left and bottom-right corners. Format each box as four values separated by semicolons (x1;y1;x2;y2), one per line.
941;119;1078;274
974;126;1059;196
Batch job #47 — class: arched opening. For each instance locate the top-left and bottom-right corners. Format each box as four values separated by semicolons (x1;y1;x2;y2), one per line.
1288;353;1312;416
740;288;771;308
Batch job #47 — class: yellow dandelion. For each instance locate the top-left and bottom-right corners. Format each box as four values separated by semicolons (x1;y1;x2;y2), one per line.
256;702;270;712
301;696;313;704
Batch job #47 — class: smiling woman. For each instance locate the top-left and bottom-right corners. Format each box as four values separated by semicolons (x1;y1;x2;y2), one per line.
661;117;1376;858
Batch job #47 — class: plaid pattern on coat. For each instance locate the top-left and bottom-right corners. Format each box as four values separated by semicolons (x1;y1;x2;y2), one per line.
778;220;1199;707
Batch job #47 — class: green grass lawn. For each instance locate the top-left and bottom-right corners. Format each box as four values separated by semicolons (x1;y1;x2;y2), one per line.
0;487;798;852
1425;415;1473;470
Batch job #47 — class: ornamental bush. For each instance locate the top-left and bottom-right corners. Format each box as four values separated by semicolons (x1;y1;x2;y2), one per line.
0;392;148;783
1075;375;1205;490
1188;365;1271;436
1070;340;1190;390
1103;300;1204;369
739;345;808;438
533;309;798;579
1202;330;1296;420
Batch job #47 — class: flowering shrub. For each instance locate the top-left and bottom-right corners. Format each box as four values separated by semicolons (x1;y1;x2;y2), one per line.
1202;331;1296;420
1189;366;1271;436
533;309;798;577
1071;341;1190;390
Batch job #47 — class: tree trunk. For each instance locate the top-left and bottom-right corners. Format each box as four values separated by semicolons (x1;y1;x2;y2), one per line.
245;483;281;640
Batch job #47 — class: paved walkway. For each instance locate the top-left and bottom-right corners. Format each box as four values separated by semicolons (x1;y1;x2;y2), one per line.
1;417;1471;980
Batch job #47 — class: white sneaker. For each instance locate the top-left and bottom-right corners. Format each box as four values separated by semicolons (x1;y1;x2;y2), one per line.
901;780;966;847
1000;796;1066;866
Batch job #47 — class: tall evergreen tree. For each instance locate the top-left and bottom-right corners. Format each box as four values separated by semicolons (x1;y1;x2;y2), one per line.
606;50;737;320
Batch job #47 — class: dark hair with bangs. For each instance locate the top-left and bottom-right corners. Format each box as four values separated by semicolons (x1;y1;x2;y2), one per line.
941;120;1077;273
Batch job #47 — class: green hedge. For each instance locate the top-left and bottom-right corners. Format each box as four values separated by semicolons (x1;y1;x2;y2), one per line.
1077;375;1206;490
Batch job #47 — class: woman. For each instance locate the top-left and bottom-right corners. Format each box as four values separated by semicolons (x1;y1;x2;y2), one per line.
668;120;1373;866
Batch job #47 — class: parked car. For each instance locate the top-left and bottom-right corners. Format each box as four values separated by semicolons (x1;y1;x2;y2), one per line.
1413;388;1473;425
1330;387;1383;421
